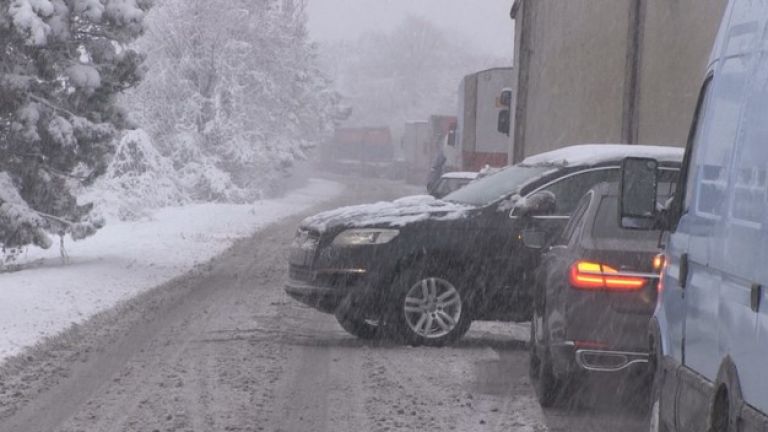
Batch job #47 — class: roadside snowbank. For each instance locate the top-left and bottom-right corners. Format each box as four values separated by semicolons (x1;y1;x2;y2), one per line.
0;178;343;361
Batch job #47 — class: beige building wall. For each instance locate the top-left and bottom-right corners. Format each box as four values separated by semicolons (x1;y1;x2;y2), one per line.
636;0;727;146
512;0;727;162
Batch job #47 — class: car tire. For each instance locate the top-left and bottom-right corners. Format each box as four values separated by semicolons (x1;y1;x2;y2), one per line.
529;311;569;408
389;261;473;347
335;313;380;340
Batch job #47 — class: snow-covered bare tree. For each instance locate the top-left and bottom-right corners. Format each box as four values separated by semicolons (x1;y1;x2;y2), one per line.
0;0;152;251
125;0;345;201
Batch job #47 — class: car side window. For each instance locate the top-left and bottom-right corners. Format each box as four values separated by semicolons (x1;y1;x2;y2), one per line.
558;193;591;245
539;169;618;216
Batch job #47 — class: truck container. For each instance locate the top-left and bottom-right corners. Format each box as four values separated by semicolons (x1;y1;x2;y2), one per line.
457;67;515;171
402;116;457;185
321;127;394;177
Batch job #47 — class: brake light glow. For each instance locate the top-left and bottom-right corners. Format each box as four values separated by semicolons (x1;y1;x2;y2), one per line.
569;260;647;291
653;254;666;272
656;255;668;295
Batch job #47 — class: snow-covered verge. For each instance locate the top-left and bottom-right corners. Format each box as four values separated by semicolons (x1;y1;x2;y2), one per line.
0;178;343;361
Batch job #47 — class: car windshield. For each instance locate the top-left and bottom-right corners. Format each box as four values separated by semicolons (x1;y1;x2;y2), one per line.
433;177;471;197
443;165;551;206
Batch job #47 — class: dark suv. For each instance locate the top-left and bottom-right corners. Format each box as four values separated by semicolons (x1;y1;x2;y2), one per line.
286;145;683;346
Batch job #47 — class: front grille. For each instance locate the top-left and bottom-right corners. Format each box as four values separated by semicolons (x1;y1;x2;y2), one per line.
289;264;314;282
290;228;322;268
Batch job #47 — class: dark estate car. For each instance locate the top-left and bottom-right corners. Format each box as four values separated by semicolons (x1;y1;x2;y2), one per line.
527;180;678;407
285;145;683;346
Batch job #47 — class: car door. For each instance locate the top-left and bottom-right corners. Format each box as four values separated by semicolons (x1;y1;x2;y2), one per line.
534;193;593;348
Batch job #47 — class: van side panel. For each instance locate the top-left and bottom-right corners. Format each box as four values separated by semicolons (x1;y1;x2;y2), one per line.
674;0;768;423
721;16;768;412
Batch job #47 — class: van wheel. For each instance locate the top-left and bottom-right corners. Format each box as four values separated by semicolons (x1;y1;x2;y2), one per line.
709;360;744;432
335;313;379;340
710;387;732;432
390;263;472;347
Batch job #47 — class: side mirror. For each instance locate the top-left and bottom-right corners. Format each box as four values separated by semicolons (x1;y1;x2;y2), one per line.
619;157;659;230
447;128;457;147
499;88;513;108
497;110;511;135
512;191;557;218
521;230;546;249
427;182;439;197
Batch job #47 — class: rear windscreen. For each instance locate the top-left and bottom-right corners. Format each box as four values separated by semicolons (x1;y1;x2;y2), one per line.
593;196;661;241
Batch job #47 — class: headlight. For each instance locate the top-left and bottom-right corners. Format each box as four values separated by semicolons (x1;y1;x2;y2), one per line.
332;229;399;246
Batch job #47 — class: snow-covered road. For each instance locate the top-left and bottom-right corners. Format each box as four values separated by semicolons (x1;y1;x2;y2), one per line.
0;177;649;432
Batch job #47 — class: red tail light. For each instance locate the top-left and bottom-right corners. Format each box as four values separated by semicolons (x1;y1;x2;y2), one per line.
569;260;647;291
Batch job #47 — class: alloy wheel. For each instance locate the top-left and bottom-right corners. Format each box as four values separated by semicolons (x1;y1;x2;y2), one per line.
403;277;462;339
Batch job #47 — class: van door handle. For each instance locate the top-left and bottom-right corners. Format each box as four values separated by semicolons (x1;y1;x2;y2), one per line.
679;253;689;289
751;284;762;313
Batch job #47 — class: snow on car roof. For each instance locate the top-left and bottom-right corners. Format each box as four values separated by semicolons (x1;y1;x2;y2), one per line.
521;144;684;167
441;171;478;180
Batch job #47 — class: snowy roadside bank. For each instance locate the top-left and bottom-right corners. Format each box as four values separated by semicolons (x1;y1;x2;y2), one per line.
0;178;343;361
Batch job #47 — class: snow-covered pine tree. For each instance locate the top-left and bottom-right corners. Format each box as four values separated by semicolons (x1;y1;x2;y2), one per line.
0;0;152;250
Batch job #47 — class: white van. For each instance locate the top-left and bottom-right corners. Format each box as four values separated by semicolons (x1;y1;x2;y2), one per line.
620;1;768;431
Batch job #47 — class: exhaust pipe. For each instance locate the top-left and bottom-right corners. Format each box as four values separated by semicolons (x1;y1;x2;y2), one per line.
575;349;648;372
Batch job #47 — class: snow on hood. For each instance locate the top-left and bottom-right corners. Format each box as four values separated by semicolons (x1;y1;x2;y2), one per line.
301;195;473;232
521;144;684;167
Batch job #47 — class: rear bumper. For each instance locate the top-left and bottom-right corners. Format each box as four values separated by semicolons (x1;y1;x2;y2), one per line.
574;349;648;372
551;342;649;376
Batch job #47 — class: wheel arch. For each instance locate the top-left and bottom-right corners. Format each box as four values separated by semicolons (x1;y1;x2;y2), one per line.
392;249;483;308
709;356;743;432
651;311;672;359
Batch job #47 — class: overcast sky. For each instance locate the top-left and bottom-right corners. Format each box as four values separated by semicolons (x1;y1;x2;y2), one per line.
306;0;515;59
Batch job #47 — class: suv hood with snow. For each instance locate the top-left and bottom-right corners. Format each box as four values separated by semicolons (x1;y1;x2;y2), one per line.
300;195;474;233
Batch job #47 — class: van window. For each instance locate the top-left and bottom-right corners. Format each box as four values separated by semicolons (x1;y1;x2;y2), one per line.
731;51;768;228
682;79;714;215
721;49;768;280
686;55;751;221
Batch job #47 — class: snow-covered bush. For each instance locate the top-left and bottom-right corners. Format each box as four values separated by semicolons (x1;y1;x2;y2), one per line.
0;0;152;250
82;130;186;221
